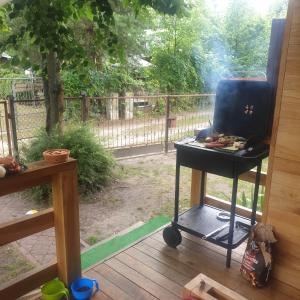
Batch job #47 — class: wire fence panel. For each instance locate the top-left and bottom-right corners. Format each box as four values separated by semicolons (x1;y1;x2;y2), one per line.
87;94;215;149
0;93;215;153
89;95;167;149
0;77;43;101
168;94;215;142
14;99;46;142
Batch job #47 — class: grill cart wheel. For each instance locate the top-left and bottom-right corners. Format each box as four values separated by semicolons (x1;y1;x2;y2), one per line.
163;226;182;248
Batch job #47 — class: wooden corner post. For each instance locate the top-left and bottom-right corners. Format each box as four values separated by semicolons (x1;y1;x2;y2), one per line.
190;169;207;206
52;160;81;285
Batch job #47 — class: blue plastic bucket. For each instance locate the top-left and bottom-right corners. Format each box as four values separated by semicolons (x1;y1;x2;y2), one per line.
71;278;99;300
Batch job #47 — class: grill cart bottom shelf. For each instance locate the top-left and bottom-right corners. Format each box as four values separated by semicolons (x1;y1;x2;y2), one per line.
172;205;251;249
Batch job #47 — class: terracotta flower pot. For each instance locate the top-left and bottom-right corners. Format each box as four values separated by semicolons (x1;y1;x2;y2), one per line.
43;149;70;164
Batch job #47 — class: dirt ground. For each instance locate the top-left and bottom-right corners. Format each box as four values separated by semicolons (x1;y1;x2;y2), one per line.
0;152;261;284
79;152;192;243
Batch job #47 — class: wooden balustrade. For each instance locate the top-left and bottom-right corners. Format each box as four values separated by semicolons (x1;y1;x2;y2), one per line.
190;169;266;222
0;159;81;299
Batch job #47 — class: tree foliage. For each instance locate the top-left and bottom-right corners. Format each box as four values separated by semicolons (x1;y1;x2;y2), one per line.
0;0;288;98
0;0;187;132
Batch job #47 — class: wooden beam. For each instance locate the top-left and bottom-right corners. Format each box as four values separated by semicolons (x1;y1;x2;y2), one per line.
263;0;293;222
190;170;207;206
0;158;77;197
0;263;57;300
183;273;248;300
0;208;54;246
239;170;266;186
191;169;266;207
205;195;262;222
52;167;81;286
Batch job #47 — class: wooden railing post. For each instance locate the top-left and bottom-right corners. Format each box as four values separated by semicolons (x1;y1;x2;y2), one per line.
0;159;81;299
52;164;81;286
190;169;207;206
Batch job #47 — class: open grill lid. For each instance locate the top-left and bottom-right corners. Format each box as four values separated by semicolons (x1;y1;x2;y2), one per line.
212;80;272;140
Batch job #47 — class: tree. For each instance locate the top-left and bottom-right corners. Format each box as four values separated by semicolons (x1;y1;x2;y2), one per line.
191;0;279;91
0;0;186;133
148;3;204;93
224;0;269;76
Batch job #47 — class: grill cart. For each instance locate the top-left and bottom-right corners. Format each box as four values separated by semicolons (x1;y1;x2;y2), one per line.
163;80;272;267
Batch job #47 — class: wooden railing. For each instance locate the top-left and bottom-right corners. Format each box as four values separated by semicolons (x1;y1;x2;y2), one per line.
191;169;267;222
0;159;81;299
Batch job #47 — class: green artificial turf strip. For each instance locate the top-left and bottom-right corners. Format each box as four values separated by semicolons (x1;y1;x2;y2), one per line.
81;215;170;270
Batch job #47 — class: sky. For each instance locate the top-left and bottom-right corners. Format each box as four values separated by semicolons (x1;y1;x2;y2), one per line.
205;0;285;16
0;0;10;6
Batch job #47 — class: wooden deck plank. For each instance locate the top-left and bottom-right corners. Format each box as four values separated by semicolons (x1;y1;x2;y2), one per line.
144;235;298;300
85;269;132;300
152;231;245;267
84;229;300;300
180;231;246;261
133;242;198;278
144;236;242;290
94;263;157;300
115;252;183;297
92;290;113;300
106;257;181;300
125;246;191;285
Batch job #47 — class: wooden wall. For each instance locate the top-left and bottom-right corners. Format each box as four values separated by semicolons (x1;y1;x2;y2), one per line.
263;0;300;289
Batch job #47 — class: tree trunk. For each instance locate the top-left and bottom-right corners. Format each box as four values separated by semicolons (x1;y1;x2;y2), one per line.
45;51;64;134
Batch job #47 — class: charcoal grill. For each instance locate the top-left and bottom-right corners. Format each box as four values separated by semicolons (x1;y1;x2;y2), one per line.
163;80;272;267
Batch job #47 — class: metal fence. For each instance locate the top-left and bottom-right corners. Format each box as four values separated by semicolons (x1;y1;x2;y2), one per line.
0;77;43;100
0;93;215;156
67;94;214;150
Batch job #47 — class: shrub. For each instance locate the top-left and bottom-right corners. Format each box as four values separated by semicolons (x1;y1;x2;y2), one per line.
23;125;115;203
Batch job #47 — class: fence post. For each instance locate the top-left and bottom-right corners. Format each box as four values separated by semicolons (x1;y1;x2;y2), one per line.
164;96;170;154
8;96;19;160
80;92;89;122
3;101;12;156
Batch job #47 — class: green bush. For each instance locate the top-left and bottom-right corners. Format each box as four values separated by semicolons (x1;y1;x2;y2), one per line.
23;125;115;203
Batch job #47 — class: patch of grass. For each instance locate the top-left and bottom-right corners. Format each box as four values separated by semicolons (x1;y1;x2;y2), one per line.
207;174;265;212
158;197;190;217
86;236;100;246
0;245;34;285
154;157;266;217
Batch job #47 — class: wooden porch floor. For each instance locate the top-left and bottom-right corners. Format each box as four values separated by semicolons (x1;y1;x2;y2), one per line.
84;229;300;300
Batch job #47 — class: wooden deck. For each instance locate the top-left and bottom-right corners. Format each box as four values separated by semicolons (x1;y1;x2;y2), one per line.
84;229;300;300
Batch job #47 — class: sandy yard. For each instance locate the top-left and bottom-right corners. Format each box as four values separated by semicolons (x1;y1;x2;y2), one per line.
0;152;260;284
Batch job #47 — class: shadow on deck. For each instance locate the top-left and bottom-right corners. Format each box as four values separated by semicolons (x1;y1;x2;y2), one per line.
84;228;300;300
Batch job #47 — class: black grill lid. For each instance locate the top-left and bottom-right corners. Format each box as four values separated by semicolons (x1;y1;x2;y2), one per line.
213;80;272;139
